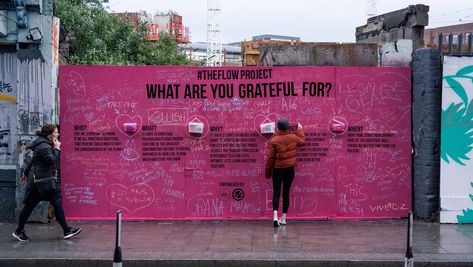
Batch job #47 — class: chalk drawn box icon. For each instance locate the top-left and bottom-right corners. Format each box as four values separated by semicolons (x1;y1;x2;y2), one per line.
260;121;275;134
188;118;204;134
123;123;138;134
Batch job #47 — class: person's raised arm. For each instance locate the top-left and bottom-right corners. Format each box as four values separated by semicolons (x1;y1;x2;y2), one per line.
296;122;306;146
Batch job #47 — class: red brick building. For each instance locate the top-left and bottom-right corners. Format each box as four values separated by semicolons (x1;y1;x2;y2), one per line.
114;11;190;43
424;22;473;46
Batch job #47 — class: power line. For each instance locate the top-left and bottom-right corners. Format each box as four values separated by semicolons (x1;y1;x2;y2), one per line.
429;20;473;27
430;18;473;24
430;7;473;18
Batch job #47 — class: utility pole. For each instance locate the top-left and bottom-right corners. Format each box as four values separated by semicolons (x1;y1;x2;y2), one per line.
206;0;223;66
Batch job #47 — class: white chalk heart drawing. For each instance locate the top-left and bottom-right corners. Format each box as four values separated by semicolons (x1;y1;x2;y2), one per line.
115;114;143;138
254;113;279;140
106;183;155;212
63;71;86;96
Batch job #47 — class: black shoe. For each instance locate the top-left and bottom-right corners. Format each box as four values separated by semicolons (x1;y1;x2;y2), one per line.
64;228;82;239
12;230;30;242
273;219;280;227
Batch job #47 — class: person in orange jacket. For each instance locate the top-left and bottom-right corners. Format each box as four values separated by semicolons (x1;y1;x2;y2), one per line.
265;118;306;227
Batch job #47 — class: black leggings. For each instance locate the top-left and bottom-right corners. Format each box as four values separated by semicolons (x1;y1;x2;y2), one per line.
17;188;69;234
272;166;295;213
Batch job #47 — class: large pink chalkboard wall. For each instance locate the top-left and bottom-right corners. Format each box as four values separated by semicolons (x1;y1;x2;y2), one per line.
59;66;411;220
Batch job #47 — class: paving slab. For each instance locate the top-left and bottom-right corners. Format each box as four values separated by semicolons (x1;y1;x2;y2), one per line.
1;220;473;267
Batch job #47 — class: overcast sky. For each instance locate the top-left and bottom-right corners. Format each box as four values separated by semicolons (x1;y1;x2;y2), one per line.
106;0;473;43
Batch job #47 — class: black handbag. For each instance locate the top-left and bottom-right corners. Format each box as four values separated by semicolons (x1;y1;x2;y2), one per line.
34;175;58;197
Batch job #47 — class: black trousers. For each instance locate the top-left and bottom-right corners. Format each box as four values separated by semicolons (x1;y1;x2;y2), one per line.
17;187;69;234
272;166;295;213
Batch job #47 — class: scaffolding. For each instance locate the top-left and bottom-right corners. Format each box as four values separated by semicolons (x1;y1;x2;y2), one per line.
206;0;223;66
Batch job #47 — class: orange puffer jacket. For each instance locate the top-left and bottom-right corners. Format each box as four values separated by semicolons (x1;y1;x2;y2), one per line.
264;127;306;178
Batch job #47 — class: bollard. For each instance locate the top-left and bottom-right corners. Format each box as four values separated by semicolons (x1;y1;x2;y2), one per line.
113;210;122;267
404;211;413;267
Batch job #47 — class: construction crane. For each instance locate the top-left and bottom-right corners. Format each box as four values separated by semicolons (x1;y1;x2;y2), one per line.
206;0;223;66
366;0;377;17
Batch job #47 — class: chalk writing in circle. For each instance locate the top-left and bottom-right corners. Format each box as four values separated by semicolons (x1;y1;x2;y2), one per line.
232;188;245;201
219;188;230;201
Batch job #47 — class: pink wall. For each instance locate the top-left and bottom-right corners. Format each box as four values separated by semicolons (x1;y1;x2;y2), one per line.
59;66;411;220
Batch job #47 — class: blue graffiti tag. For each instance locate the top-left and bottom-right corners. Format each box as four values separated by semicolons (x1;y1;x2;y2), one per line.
0;81;13;93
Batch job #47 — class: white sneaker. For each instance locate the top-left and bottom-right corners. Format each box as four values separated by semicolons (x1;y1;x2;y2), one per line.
273;219;280;227
278;220;286;225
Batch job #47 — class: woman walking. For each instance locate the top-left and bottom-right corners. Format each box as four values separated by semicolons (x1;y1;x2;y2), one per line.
13;124;81;241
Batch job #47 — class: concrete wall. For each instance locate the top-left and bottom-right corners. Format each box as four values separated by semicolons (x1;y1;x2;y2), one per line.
356;4;429;67
314;43;377;66
241;40;297;66
260;45;315;66
379;39;413;67
356;4;429;50
412;48;442;219
259;43;378;67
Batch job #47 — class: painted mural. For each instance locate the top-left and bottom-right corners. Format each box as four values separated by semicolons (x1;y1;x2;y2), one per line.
59;66;411;220
441;56;473;223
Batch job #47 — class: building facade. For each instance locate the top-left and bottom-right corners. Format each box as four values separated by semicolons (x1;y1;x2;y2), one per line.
179;42;241;66
0;0;58;222
424;22;473;46
115;10;190;43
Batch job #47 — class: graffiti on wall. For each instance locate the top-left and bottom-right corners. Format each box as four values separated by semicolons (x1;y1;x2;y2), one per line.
16;58;52;133
59;66;412;220
0;53;17;163
0;106;15;162
0;129;11;160
0;80;16;103
17;108;47;128
0;53;17;104
0;81;13;93
441;56;473;223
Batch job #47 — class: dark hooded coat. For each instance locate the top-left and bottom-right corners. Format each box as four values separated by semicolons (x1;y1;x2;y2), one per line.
23;136;60;179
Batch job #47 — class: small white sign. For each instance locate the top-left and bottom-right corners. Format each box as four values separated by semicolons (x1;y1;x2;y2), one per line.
188;121;204;134
260;122;275;134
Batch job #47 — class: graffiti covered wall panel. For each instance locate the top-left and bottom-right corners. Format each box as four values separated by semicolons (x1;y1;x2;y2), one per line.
336;68;412;218
59;66;411;220
17;59;52;134
441;56;473;223
0;53;17;164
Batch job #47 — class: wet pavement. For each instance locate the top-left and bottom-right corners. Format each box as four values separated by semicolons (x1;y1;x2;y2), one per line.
1;219;473;266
